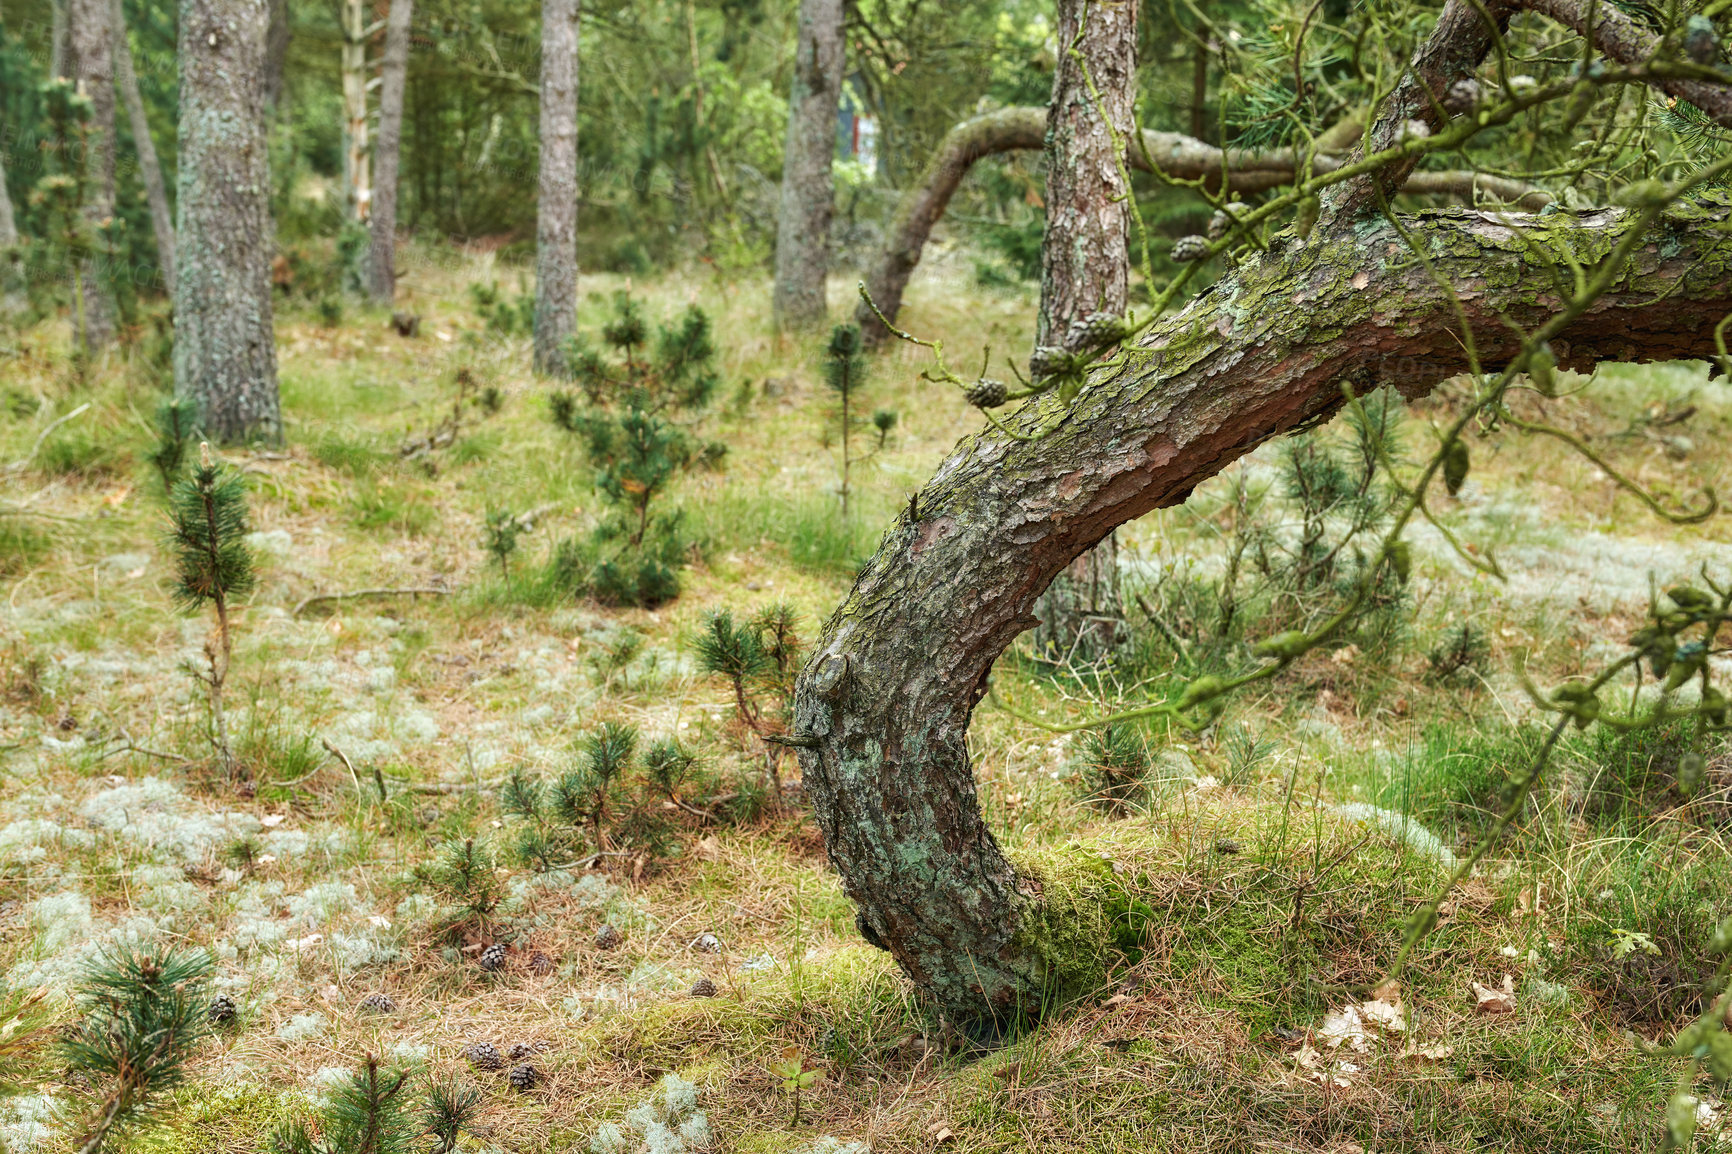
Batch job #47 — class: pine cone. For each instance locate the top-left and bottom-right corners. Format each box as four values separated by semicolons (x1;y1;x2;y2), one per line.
1444;78;1481;116
594;924;622;951
1066;313;1129;352
207;995;237;1026
466;1041;504;1071
1170;235;1209;263
1213;838;1242;856
690;977;718;998
527;950;555;976
508;1064;539;1091
1027;346;1079;383
479;943;508;972
508;1041;538;1061
358;992;396;1014
964;378;1008;409
1207;202;1249;241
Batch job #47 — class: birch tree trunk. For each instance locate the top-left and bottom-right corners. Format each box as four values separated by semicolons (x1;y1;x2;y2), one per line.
368;0;412;303
175;0;280;443
532;0;579;375
1028;0;1138;665
341;0;371;223
770;0;842;328
68;0;117;349
111;0;175;295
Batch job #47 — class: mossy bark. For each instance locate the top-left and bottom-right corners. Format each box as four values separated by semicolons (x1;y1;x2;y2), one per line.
68;0;116;349
532;0;579;375
795;201;1732;1023
173;0;280;443
770;0;842;329
367;0;412;303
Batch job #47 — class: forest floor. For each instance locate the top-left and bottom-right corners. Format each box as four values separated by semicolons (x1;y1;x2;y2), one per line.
1;243;1731;1154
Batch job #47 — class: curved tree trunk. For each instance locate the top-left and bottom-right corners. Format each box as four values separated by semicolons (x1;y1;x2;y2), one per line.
111;0;175;296
174;0;280;443
532;0;579;375
853;112;1549;347
68;0;117;349
368;0;412;303
770;0;843;328
798;198;1732;1022
1029;0;1138;665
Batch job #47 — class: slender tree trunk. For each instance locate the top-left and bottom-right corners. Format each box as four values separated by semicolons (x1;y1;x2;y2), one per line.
68;0;117;349
341;0;371;223
0;142;16;247
111;0;174;296
262;0;289;111
368;0;412;303
52;0;69;78
770;0;842;328
175;0;280;443
851;108;1544;346
532;0;579;375
1028;0;1138;665
0;140;22;317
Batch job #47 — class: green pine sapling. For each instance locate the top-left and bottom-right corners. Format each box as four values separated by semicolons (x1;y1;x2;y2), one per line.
501;722;690;867
824;323;866;516
547;294;727;607
421;836;505;941
149;397;198;491
270;1056;480;1154
166;443;256;773
483;509;523;576
691;605;804;793
62;945;213;1154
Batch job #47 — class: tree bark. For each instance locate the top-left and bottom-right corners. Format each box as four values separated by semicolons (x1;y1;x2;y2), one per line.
340;0;372;223
853;108;1549;346
368;0;412;303
796;199;1732;1023
0;138;16;248
52;0;70;79
67;0;117;349
174;0;280;443
0;138;21;317
111;0;174;296
770;0;843;329
531;0;579;376
1028;0;1138;665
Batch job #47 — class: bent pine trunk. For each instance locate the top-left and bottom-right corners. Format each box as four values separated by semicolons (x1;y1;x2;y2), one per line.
796;202;1732;1022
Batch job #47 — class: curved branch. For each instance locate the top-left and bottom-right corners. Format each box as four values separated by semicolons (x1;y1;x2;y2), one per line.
856;106;1548;345
797;200;1732;1021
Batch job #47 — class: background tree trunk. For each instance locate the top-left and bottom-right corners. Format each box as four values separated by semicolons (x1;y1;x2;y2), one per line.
794;202;1732;1024
770;0;842;329
340;0;372;223
52;0;69;78
531;0;579;375
174;0;280;443
262;0;289;111
851;108;1544;346
368;0;412;303
67;0;116;349
1028;0;1138;665
111;0;174;296
0;140;22;317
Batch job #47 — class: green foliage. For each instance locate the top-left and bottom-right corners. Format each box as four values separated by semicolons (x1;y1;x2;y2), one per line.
420;837;505;939
0;987;54;1098
690;605;804;736
822;323;877;515
468;281;534;336
0;518;51;577
62;944;214;1154
150;397;199;491
482;509;523;576
270;1057;480;1154
1073;725;1153;814
166;459;256;613
546;295;728;607
1427;622;1488;684
500;721;696;867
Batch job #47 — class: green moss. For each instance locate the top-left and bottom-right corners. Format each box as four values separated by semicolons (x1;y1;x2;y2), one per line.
1005;843;1144;1001
132;1083;296;1153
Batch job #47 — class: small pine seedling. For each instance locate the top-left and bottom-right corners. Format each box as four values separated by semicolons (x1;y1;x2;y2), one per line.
823;323;868;515
423;837;504;941
767;1045;822;1126
483;510;523;577
166;444;256;773
63;944;214;1154
149;397;198;491
269;1054;467;1154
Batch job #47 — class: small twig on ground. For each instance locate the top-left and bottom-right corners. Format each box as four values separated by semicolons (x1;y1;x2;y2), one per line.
321;737;364;796
293;587;449;616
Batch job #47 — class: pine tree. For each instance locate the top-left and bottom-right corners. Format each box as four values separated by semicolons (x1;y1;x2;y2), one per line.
823;323;867;516
270;1057;480;1154
166;445;256;772
149;397;198;492
62;945;214;1154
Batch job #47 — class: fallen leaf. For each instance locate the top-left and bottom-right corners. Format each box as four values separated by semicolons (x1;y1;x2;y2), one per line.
1472;973;1517;1014
694;835;721;861
928;1123;955;1144
1405;1043;1455;1062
